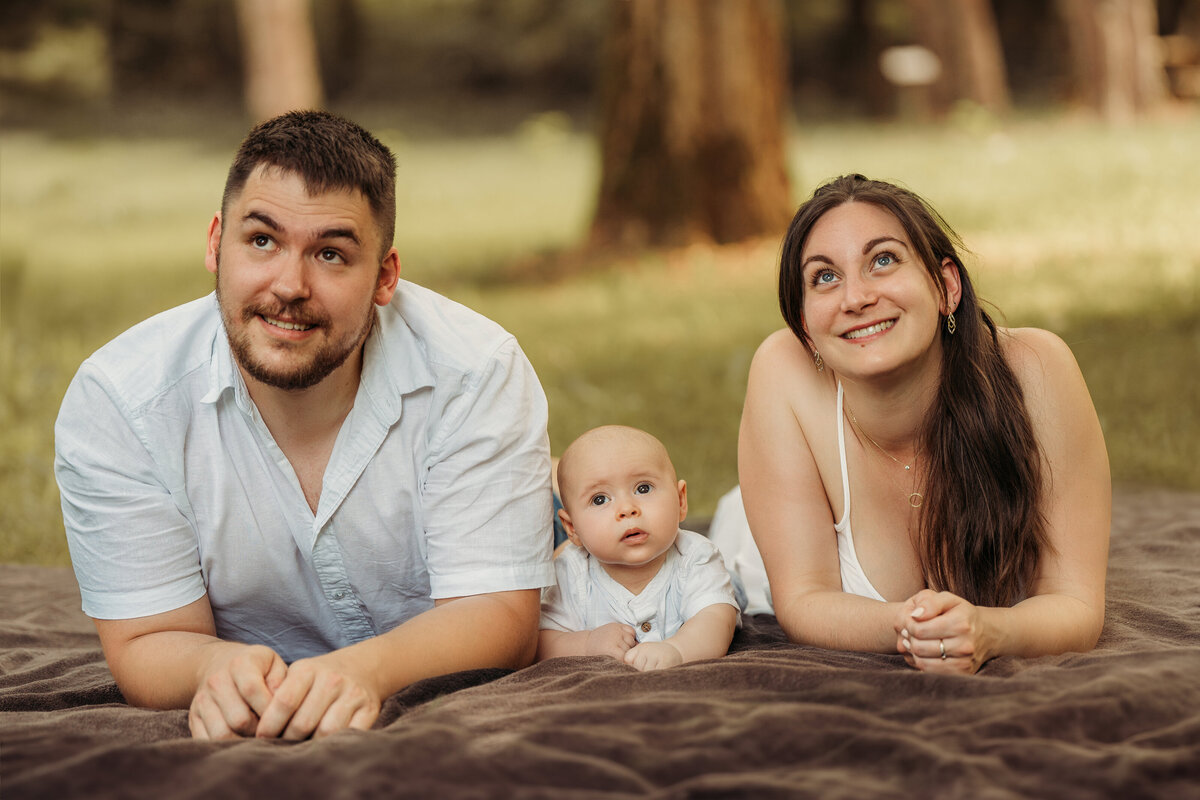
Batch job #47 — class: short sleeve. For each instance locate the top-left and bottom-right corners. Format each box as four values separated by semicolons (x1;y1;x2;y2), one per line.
677;531;743;622
539;549;586;632
420;338;555;598
54;365;206;619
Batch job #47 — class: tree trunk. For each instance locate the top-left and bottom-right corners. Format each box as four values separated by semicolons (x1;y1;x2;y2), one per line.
903;0;1011;116
590;0;792;249
235;0;324;122
1056;0;1168;121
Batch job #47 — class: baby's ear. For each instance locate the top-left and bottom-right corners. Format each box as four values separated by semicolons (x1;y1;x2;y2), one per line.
676;480;688;522
558;508;581;547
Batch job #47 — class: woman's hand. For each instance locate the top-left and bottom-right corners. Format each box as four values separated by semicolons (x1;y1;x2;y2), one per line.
895;589;993;674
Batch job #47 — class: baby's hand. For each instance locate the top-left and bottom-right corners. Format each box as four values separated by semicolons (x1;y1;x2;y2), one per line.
624;641;683;672
586;622;637;660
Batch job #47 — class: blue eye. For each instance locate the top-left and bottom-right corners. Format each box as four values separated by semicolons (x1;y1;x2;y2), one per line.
809;269;837;288
873;253;895;268
635;482;652;495
590;494;609;507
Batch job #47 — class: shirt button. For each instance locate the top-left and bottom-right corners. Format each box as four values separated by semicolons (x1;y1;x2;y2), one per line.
333;590;346;600
640;622;652;633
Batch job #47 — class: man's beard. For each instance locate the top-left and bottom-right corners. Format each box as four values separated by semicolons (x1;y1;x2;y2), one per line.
215;263;376;392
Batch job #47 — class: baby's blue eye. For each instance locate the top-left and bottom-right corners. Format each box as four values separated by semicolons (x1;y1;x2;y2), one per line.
635;483;652;495
590;495;609;507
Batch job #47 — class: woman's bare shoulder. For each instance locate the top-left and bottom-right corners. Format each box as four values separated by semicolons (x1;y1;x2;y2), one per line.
999;327;1082;383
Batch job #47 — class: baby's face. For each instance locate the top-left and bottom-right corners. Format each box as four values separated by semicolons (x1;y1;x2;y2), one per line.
560;433;686;570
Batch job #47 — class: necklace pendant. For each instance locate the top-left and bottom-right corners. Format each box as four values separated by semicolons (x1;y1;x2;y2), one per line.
908;492;924;508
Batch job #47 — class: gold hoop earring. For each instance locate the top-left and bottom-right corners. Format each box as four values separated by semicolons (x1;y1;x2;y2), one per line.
813;350;824;372
946;311;956;335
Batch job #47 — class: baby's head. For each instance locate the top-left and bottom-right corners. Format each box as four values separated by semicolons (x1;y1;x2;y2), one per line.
556;426;687;568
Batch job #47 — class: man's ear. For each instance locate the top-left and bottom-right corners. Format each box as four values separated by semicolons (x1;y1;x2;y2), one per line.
677;479;688;523
558;508;582;548
375;248;401;306
940;257;962;314
204;213;222;276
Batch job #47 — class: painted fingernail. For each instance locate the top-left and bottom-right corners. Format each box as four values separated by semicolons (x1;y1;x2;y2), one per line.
901;637;911;651
900;628;910;639
911;607;924;618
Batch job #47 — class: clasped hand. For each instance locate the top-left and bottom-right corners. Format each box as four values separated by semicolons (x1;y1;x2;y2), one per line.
894;589;990;674
189;644;381;741
583;622;683;671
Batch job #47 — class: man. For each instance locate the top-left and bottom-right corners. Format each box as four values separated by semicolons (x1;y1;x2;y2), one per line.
54;111;554;741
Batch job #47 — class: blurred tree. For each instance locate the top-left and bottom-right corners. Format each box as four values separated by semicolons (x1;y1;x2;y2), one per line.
590;0;792;249
902;0;1011;115
235;0;323;121
1056;0;1169;120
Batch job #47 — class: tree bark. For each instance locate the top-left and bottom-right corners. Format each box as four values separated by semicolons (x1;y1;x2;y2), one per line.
1056;0;1168;121
903;0;1011;116
590;0;792;249
235;0;324;122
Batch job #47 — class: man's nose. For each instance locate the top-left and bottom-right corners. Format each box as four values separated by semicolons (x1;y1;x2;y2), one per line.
271;252;311;302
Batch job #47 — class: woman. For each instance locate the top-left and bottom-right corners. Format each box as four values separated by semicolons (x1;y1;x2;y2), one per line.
735;174;1110;674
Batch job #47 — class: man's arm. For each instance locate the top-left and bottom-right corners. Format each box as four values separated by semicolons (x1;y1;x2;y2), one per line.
253;589;541;739
93;596;288;740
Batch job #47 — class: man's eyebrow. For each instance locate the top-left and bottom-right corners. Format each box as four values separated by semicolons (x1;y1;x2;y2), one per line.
243;210;280;230
240;212;360;246
318;227;361;246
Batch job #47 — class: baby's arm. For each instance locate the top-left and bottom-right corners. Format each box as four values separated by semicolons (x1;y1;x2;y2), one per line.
624;603;739;671
537;622;637;662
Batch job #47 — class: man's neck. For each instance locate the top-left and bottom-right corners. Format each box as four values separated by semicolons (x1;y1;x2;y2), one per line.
242;348;364;514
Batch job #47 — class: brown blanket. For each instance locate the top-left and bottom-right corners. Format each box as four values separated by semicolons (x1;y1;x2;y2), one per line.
3;488;1198;798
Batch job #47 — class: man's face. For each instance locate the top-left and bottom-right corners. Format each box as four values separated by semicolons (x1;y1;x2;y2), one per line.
206;166;399;392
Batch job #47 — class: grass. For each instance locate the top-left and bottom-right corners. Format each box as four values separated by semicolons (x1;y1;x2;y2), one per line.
2;110;1198;565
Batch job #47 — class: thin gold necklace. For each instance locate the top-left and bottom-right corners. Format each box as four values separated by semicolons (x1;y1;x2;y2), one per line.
846;406;924;508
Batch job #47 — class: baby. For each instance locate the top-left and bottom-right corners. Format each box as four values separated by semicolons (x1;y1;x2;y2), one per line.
537;425;740;671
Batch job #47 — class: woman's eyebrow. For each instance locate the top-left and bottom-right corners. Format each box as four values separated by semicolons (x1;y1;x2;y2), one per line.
863;236;904;253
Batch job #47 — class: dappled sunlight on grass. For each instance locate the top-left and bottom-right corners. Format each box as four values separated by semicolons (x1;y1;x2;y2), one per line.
2;113;1197;564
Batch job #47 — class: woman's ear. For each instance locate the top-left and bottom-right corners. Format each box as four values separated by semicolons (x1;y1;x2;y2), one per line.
939;257;962;313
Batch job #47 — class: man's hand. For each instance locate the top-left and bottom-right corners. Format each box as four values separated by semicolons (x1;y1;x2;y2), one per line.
624;641;683;672
585;622;638;660
189;643;287;740
254;649;382;740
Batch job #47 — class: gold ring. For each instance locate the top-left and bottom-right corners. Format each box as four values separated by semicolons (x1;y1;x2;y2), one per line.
939;639;947;660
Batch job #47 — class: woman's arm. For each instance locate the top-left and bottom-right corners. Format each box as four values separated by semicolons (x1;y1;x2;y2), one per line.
738;331;903;653
899;329;1111;672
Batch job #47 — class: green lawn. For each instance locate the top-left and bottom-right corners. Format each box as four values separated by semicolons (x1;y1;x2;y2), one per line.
2;112;1198;565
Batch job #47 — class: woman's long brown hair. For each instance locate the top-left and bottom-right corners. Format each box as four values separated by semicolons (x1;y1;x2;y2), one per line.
778;175;1046;607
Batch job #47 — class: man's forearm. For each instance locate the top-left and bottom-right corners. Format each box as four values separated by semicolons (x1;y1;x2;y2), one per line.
335;589;541;699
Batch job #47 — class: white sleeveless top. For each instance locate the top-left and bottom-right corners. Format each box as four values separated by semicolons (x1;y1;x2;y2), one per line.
834;382;888;602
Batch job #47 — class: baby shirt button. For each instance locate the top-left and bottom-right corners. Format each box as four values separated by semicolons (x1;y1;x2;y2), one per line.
640;622;652;633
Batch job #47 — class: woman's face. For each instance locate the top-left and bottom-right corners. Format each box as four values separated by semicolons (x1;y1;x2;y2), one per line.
798;201;958;383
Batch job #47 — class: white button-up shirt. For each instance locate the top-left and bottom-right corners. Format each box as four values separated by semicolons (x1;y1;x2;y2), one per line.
55;281;555;662
539;529;741;641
